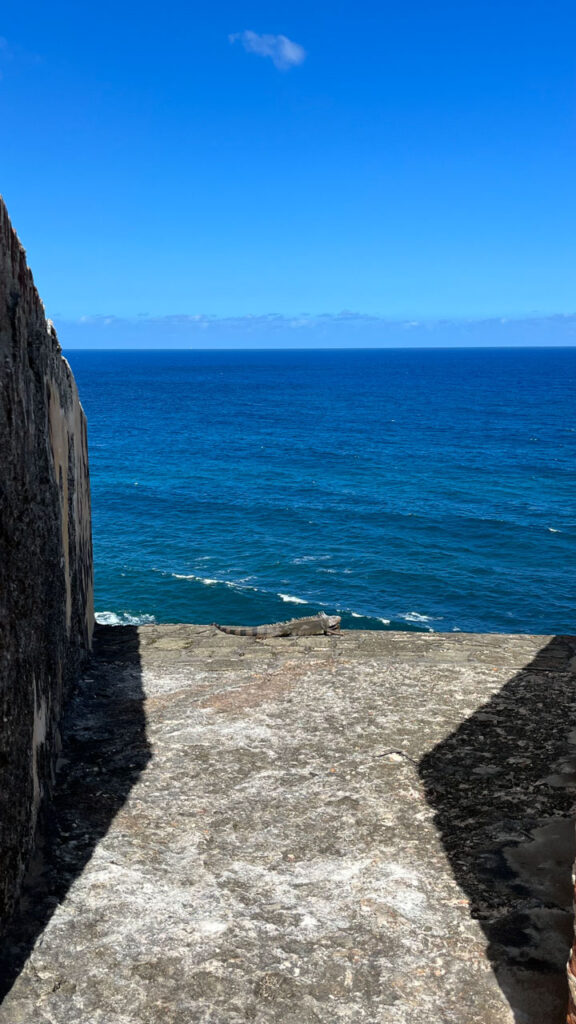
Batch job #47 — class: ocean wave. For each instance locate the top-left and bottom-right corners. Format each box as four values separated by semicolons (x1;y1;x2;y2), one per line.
148;569;430;632
348;611;390;625
401;612;443;623
172;574;219;584
397;611;445;632
548;528;561;533
95;611;156;626
170;573;258;592
169;572;311;607
291;555;331;564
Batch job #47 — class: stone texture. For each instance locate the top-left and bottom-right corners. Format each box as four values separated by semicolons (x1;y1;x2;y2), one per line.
1;626;575;1023
0;197;93;933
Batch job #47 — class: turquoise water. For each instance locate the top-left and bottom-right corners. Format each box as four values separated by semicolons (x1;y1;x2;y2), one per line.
65;348;575;633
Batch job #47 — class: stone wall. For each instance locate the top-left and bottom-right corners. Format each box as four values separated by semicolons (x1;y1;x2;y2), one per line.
568;947;576;1022
0;197;93;931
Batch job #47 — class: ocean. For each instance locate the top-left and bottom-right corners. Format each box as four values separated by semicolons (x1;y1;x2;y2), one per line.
65;348;575;634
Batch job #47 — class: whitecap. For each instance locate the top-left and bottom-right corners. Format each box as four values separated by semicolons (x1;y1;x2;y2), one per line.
349;612;390;625
548;528;560;533
291;555;331;564
278;593;308;604
401;612;443;623
172;574;219;584
170;573;259;592
95;611;156;626
224;580;259;592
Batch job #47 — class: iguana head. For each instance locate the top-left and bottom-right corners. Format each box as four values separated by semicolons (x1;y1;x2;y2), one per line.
319;612;341;633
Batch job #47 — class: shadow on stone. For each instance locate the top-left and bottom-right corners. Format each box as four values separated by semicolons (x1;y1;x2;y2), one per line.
419;635;576;1024
0;624;151;1003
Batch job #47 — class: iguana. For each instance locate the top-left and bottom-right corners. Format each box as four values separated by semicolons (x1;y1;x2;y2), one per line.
213;612;341;637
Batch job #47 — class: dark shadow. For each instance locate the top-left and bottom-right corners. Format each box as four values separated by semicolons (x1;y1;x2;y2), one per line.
418;635;576;1024
0;624;151;1002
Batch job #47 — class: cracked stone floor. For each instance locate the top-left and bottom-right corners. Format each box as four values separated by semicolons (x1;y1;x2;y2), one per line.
1;626;575;1024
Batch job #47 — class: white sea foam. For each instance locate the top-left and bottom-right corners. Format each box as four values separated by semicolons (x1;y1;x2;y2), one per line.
291;555;331;564
172;574;219;584
278;593;308;604
398;611;443;632
171;573;260;593
401;612;443;623
223;579;257;592
548;528;560;533
346;610;391;625
95;611;156;626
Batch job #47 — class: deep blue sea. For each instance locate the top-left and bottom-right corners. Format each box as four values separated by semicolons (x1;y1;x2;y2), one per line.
65;348;575;634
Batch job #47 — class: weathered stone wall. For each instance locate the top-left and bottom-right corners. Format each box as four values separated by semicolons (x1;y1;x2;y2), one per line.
0;197;93;931
568;944;576;1022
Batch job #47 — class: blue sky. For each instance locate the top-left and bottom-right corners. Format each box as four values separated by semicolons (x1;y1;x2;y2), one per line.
1;0;575;347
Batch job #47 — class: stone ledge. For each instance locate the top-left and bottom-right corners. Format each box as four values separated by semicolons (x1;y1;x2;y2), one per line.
1;626;575;1023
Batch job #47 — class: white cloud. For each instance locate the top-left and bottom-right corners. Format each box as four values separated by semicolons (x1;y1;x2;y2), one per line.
229;30;306;70
58;312;576;349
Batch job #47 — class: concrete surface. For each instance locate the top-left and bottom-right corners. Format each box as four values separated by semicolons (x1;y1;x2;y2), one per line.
1;626;575;1023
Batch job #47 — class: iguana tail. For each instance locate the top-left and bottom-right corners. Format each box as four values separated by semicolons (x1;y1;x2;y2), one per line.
212;622;282;637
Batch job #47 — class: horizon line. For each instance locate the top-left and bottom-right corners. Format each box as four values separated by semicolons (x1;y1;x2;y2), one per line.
62;344;576;352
